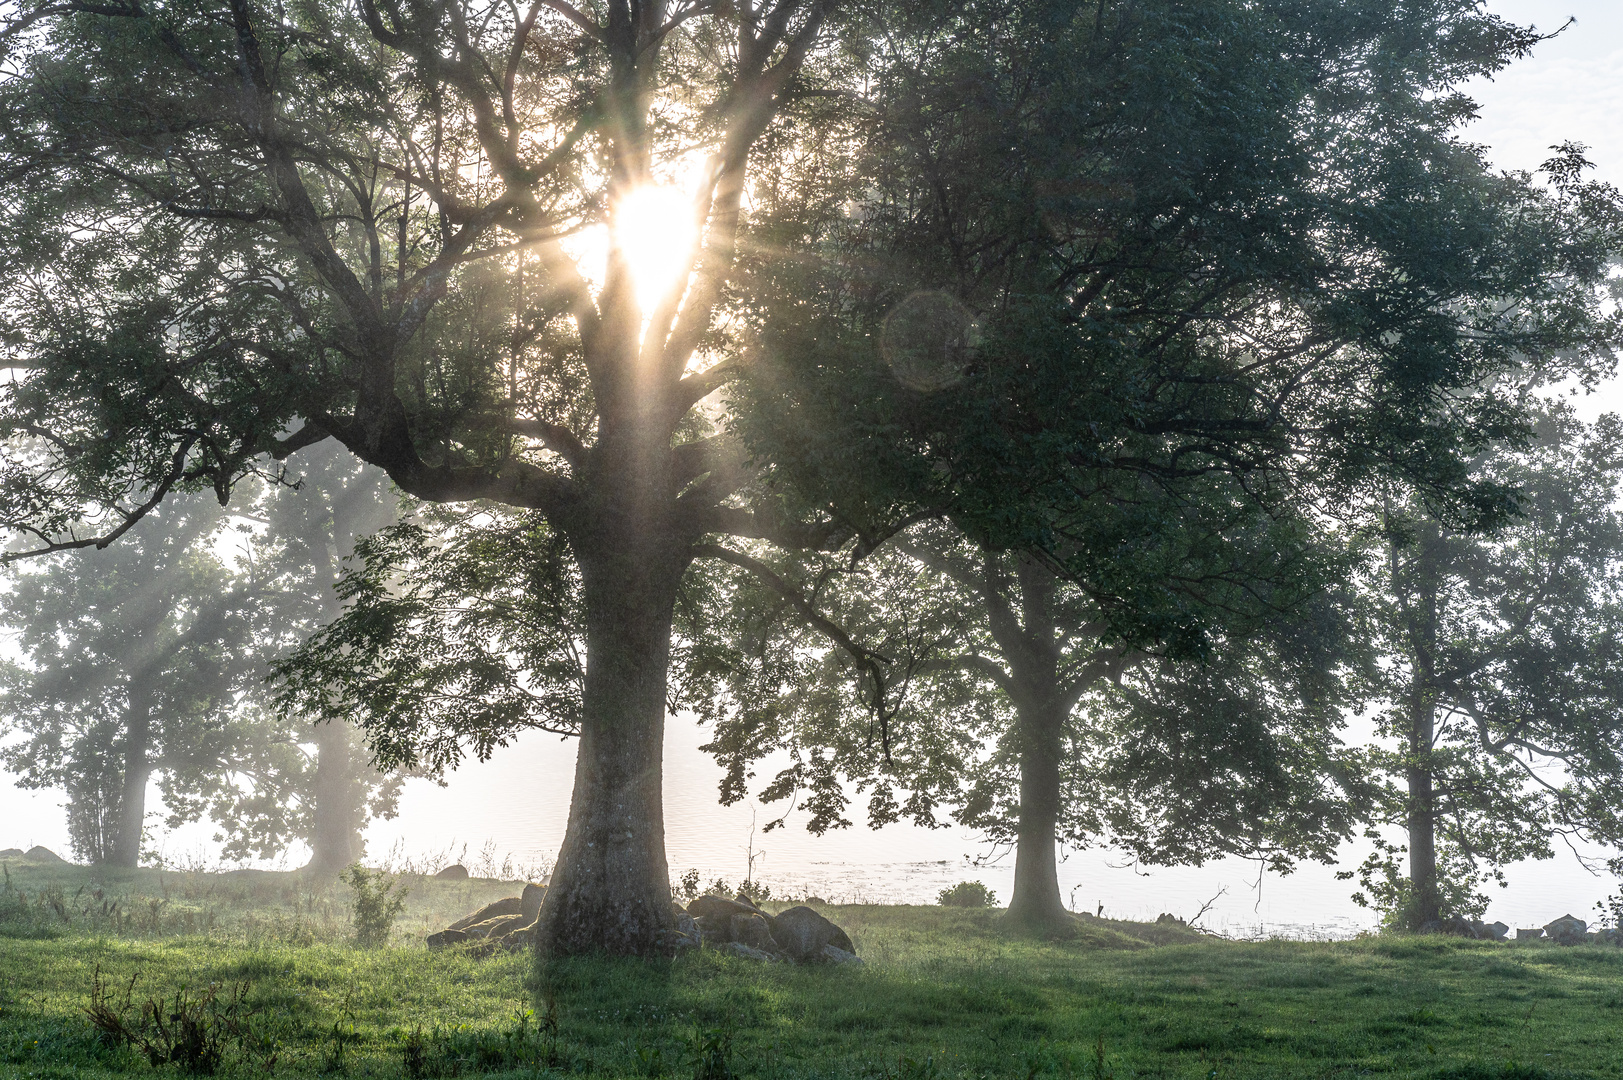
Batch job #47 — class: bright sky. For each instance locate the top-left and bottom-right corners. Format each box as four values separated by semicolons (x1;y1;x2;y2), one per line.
4;1;1623;930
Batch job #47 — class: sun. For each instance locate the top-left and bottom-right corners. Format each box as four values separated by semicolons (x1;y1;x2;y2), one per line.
612;185;698;312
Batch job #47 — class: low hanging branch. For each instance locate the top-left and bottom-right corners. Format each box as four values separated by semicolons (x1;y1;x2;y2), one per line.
693;541;902;755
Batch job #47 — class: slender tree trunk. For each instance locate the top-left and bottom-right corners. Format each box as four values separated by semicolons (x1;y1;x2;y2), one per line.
307;719;363;875
1005;698;1070;929
533;525;683;956
110;682;154;868
1406;691;1441;928
302;491;369;877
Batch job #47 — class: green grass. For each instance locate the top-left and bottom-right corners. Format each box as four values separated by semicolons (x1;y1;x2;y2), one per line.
2;858;1621;1079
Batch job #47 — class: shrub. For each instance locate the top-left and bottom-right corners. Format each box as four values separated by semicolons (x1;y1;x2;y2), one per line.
937;881;996;908
341;864;408;948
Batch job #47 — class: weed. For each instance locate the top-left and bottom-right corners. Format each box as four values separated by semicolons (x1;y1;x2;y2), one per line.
83;965;253;1076
402;1024;427;1080
635;1038;667;1078
687;1019;735;1080
319;987;358;1074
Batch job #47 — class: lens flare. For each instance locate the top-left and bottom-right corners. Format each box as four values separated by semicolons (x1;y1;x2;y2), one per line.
612;185;698;312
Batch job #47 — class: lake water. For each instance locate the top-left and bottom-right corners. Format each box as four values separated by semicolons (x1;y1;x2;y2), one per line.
4;710;1593;940
352;713;1620;939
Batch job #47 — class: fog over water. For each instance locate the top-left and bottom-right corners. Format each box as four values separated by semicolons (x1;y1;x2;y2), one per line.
4;0;1623;939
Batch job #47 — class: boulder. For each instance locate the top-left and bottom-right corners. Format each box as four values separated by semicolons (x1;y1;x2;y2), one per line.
718;941;778;962
435;864;470;880
0;848;22;858
23;846;64;863
692;914;729;943
769;905;856;962
1438;915;1479;938
686;894;762;922
1481;921;1510;941
731;913;780;955
521;882;547;922
1516;928;1543;940
1155;913;1186;926
427;928;470;950
493;918;537;949
1594;928;1623;946
450;896;523;931
463;913;529;940
1544;914;1587;946
821;944;862;965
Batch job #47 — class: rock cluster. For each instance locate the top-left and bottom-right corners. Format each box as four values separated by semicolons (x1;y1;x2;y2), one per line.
426;882;546;953
667;893;860;964
1426;913;1623;946
0;846;64;862
423;888;858;963
1422;916;1509;940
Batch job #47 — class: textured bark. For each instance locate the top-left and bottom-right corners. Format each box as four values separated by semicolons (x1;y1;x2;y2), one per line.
534;504;684;956
990;557;1077;930
1004;699;1070;929
109;682;153;868
1396;526;1443;929
1406;695;1441;928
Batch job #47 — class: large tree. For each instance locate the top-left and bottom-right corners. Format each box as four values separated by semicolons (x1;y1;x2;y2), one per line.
0;0;1617;954
1352;406;1623;929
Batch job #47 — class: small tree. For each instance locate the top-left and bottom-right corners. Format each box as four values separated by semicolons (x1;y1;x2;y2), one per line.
342;864;409;948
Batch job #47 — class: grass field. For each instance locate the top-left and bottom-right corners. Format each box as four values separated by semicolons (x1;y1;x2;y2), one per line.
3;856;1621;1079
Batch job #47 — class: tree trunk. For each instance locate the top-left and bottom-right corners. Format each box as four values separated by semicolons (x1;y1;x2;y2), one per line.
533;533;682;956
1406;692;1441;928
1005;698;1071;929
109;682;153;868
306;718;364;875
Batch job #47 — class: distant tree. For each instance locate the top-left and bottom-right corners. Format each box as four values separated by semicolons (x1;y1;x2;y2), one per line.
0;448;400;870
1352;407;1623;929
0;495;252;866
209;444;403;874
700;516;1370;930
1;0;1618;955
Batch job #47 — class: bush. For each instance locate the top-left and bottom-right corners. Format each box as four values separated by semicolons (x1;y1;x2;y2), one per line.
341;864;408;948
937;881;995;908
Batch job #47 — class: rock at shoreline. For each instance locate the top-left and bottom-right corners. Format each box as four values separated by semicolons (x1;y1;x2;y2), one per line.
435;864;470;880
1516;927;1543;940
769;905;855;962
686;894;763;922
1482;921;1510;941
731;912;780;955
1545;914;1587;946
